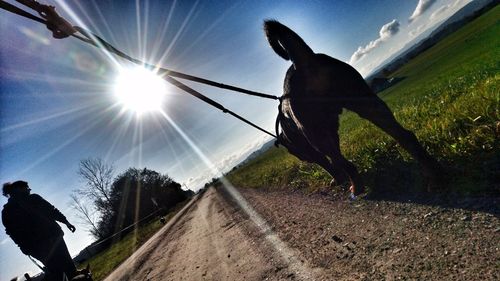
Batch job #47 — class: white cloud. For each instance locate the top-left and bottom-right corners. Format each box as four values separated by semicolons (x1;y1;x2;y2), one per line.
430;5;450;21
354;0;473;76
409;24;427;37
408;1;461;38
409;0;438;22
453;0;468;8
379;19;401;39
349;19;400;64
1;238;11;246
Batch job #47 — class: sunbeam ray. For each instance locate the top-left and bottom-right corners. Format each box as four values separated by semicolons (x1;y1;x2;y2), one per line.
157;0;200;65
174;2;240;63
70;0;111;46
158;110;316;280
138;119;144;167
158;109;218;175
11;112;105;178
2;69;111;89
89;0;120;44
1;103;92;133
142;0;150;63
218;179;317;280
130;116;143;168
149;0;177;62
103;113;136;161
135;0;142;59
54;0;121;68
151;115;188;178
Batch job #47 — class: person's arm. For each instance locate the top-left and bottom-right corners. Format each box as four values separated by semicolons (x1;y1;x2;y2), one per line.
31;194;76;232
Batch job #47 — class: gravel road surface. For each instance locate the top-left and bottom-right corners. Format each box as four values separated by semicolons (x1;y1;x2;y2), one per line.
104;185;499;280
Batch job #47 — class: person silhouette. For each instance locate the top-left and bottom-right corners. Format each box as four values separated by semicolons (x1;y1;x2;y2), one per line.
2;181;77;280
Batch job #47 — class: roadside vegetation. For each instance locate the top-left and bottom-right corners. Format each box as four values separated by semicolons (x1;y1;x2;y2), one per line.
77;201;188;281
227;6;499;195
70;159;194;280
72;160;192;240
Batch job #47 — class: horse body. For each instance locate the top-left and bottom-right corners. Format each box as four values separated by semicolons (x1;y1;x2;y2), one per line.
266;20;442;195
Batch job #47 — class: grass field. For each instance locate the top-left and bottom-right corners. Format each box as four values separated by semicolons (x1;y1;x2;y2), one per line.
226;6;499;195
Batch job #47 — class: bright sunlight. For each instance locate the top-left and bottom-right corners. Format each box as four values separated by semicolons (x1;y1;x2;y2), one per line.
113;66;167;114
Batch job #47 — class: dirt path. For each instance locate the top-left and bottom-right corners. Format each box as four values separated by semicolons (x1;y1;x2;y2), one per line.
104;186;309;281
105;185;499;280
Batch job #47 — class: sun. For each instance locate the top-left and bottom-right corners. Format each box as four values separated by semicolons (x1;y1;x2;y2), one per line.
113;66;167;115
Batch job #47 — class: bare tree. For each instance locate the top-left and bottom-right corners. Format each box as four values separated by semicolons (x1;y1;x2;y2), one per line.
77;158;114;208
69;194;102;238
71;157;114;238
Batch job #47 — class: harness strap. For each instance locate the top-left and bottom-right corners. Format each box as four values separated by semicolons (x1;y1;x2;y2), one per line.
274;98;284;147
164;75;277;138
0;0;45;24
27;255;46;272
5;0;76;38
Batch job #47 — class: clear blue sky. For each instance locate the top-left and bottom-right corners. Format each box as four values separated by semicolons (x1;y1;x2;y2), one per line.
0;0;471;279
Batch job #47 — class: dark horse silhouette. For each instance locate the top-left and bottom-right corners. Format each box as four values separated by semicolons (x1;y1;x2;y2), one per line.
265;20;443;196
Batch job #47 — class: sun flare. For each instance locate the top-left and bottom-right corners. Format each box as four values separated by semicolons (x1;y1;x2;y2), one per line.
113;66;167;114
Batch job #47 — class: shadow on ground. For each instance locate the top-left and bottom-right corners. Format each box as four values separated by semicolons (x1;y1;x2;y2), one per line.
359;154;500;216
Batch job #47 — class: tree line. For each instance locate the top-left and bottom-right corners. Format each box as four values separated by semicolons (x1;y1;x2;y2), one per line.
71;158;193;240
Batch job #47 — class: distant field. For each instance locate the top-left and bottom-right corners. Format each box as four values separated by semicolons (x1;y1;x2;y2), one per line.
226;6;499;195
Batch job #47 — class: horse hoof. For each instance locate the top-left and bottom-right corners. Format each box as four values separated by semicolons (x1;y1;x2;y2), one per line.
350;184;365;196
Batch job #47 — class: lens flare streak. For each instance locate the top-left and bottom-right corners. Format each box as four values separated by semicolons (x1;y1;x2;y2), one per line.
158;0;200;65
158;109;314;280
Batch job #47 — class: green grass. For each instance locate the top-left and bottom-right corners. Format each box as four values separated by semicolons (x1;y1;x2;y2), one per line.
78;203;185;281
227;6;500;195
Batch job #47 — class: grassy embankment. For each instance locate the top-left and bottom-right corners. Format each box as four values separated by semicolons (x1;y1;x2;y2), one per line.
226;6;499;195
77;202;187;281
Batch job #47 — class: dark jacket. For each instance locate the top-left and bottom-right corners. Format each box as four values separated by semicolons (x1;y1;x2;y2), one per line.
2;194;69;253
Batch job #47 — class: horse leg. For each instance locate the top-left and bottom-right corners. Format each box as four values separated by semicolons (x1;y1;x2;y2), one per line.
304;122;364;195
314;154;349;186
349;97;443;190
324;135;364;195
278;118;349;185
283;137;349;185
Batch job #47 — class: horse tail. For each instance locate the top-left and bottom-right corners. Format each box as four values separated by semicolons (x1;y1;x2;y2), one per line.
263;20;314;67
